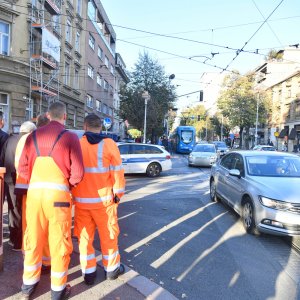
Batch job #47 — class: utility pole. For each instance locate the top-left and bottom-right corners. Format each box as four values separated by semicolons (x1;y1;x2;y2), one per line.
255;93;259;146
221;115;224;141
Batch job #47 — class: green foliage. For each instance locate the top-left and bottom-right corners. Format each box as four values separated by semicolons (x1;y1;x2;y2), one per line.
128;128;142;138
119;52;177;141
217;72;269;147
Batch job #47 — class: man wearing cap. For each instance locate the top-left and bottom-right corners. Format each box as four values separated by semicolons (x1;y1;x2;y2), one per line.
0;121;36;251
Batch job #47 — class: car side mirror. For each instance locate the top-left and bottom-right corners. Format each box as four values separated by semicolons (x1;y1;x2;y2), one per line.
229;169;241;178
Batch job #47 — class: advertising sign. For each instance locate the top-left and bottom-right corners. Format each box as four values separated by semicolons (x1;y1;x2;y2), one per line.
42;27;60;63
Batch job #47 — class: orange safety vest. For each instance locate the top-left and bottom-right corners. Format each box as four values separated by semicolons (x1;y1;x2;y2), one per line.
72;136;125;209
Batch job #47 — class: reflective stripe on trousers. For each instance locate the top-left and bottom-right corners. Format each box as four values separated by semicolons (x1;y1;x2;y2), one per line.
23;156;72;294
74;204;120;274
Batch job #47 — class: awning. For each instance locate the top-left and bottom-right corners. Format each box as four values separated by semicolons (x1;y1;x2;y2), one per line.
288;128;297;140
278;127;289;138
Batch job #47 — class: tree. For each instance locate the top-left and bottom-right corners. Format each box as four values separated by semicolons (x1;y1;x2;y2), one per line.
217;72;268;149
119;52;177;142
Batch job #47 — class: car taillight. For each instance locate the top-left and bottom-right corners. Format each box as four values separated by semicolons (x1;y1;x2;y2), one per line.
166;155;171;159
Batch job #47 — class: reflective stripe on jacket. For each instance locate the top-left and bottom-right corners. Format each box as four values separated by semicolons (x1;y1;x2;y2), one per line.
72;136;125;209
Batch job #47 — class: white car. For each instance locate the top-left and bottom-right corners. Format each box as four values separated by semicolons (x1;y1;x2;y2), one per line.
118;143;172;177
188;143;218;167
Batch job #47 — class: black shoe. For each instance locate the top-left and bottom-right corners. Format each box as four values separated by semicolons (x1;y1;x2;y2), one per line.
60;284;71;300
84;271;96;285
105;264;125;280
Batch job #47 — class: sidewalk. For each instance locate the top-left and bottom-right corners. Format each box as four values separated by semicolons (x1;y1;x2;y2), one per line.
0;202;178;300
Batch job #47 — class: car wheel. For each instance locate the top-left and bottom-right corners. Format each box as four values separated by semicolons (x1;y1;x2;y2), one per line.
210;179;219;202
146;163;161;177
242;198;257;234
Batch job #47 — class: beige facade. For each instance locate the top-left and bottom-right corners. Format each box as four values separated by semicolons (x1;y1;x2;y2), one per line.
255;48;300;151
0;0;86;132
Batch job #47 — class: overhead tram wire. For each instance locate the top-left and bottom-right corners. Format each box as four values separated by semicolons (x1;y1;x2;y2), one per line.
5;2;300;75
252;0;284;47
7;2;292;58
221;0;284;73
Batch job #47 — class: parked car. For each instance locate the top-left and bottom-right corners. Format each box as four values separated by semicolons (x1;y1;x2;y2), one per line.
212;141;229;156
188;143;218;167
118;143;172;177
210;151;300;236
252;145;276;151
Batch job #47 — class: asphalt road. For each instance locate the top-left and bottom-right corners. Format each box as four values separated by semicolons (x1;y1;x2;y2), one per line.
95;154;300;300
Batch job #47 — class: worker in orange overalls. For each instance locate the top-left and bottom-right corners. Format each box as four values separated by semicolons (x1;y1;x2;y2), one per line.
72;113;125;285
18;102;84;300
15;114;51;271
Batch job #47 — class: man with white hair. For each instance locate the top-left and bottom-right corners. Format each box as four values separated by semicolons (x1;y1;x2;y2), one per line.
0;121;36;251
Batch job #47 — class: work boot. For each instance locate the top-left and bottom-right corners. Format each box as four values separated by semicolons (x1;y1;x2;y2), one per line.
105;264;125;280
51;284;71;300
84;271;96;285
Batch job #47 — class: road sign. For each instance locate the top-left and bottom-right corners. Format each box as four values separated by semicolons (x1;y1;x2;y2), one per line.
274;131;279;137
103;117;112;129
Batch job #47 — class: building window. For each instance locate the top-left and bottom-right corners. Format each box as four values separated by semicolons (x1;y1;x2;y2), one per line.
103;104;108;114
86;94;93;108
104;80;109;90
296;101;300;118
108;107;113;116
104;55;109;68
96;100;101;112
73;107;77;127
88;64;94;79
87;0;96;21
110;64;114;74
0;93;9;132
64;61;70;85
74;68;79;89
65;18;72;43
96;73;102;86
52;15;61;34
89;34;95;50
97;46;103;60
25;97;33;120
0;21;10;55
76;0;82;16
75;31;80;52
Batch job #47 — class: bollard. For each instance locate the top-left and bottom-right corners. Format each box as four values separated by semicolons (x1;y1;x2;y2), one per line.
0;167;6;271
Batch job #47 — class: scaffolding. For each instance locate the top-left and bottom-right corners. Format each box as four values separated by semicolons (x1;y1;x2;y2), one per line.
28;0;61;118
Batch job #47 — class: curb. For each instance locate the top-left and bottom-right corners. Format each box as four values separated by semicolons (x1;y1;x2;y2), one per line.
73;238;178;300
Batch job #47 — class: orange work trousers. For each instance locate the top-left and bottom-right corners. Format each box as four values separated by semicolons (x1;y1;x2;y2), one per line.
22;194;51;267
74;203;120;276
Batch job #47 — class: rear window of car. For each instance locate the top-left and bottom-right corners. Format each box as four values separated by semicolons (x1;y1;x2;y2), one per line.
193;144;215;152
131;145;163;154
119;144;164;155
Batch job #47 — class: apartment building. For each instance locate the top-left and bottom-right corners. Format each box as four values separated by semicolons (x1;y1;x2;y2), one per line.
255;47;300;151
84;0;116;130
0;0;86;132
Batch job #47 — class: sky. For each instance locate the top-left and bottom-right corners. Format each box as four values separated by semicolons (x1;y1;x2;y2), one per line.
100;0;300;109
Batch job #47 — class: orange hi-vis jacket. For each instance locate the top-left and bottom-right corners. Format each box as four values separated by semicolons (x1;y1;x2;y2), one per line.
72;136;125;209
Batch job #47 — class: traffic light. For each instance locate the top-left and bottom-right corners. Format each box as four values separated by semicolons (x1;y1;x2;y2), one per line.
199;90;203;102
197;115;201;121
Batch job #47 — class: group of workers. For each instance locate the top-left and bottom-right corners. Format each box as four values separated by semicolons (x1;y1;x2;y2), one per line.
0;102;126;300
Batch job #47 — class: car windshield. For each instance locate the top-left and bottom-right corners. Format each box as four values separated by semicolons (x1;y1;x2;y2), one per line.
246;155;300;177
214;142;226;148
193;144;215;153
181;130;193;144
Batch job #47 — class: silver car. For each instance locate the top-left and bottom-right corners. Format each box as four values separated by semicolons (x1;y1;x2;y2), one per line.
210;151;300;236
188;143;218;167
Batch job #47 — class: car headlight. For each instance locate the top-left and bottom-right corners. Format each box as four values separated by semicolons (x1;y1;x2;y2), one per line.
259;196;293;211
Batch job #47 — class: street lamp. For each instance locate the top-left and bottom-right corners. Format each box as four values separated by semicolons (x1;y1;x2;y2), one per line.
255;93;259;146
142;91;150;143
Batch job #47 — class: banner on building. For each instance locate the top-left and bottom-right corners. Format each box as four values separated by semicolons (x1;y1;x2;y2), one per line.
42;28;60;63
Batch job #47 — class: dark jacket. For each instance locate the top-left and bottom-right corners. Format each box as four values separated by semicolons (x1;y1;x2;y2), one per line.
0;133;22;183
0;129;9;161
